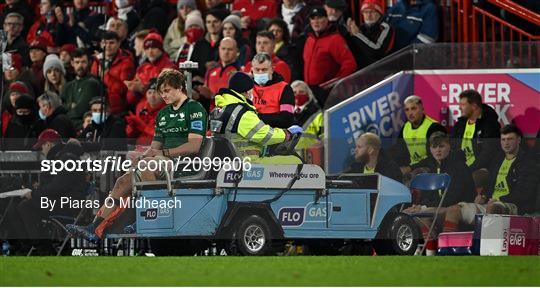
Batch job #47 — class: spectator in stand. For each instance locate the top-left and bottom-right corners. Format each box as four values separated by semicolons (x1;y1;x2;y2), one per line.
391;95;446;178
79;97;127;152
105;17;132;53
27;0;62;46
443;125;538;235
347;132;402;182
164;0;198;58
267;18;293;67
125;32;176;109
243;31;292;83
112;0;140;35
3;13;30;66
291;80;321;126
133;29;150;66
345;0;395;69
324;0;348;34
1;82;31;135
198;37;241;111
301;7;356;104
174;11;212;78
204;9;229;63
278;0;305;38
250;53;294;128
125;78;166;146
61;48;102;129
232;0;277;32
35;91;77;139
55;0;106;49
138;0;170;37
404;131;476;255
4;94;39;150
386;0;439;50
78;111;93;137
43;54;67;95
205;0;228;12
59;44;77;81
2;53;35;102
29;36;53;96
91;31;135;117
0;0;34;36
452;89;501;172
221;14;252;66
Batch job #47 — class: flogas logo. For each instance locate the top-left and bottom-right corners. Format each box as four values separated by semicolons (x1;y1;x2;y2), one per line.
279;207;304;226
243;167;264;180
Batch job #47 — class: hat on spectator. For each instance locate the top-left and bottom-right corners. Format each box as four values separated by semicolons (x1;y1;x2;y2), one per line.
222;14;241;30
43;54;66;77
89;97;109;106
361;0;384;15
309;6;328;18
185;10;205;30
14;94;35;110
147;77;158;91
228;72;254;93
60;43;76;55
325;0;347;9
143;32;164;50
8;81;29;95
8;53;23;71
177;0;197;10
33;129;61;150
29;36;51;53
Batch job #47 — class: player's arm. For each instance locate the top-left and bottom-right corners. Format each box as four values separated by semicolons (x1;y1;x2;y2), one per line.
163;133;203;157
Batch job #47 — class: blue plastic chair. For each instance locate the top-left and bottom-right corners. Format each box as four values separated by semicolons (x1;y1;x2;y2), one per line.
409;173;452;255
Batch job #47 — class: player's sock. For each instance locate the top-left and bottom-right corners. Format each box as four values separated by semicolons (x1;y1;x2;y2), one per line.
443;220;458;232
425;239;437;256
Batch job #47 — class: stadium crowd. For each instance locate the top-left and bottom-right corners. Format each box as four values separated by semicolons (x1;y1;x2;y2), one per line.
0;0;538;255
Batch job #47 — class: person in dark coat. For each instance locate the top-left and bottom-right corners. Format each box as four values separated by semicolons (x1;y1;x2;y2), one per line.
16;129;88;241
4;94;39;150
452;91;501;172
0;0;34;36
291;80;320;126
3;12;31;66
347;132;402;182
35;92;76;139
78;97;127;152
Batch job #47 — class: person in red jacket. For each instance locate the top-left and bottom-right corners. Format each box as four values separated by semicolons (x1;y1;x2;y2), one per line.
125;78;165;146
27;0;60;45
243;30;292;83
91;31;135;116
124;32;176;108
250;53;294;128
302;7;356;88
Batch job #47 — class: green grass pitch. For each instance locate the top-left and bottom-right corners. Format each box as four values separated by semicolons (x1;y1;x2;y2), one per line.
1;256;539;286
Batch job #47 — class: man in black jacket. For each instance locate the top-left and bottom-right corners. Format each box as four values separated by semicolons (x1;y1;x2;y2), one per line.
347;132;402;182
452;89;501;172
15;129;87;243
35;92;77;139
442;125;538;233
79;97;127;152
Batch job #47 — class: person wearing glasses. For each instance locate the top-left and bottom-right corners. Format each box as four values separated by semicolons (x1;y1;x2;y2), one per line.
2;12;30;66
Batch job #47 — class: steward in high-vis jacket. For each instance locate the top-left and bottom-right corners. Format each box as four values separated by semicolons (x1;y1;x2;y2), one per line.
210;72;303;164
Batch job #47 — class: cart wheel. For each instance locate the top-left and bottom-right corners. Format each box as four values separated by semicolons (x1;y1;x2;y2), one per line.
375;214;420;255
235;215;273;256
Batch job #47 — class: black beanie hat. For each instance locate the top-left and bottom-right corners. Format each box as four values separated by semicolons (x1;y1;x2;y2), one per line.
15;94;36;110
228;72;254;93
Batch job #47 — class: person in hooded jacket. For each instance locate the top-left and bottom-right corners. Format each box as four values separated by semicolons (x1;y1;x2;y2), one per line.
452;89;501;172
174;11;213;78
35;91;76;139
4;94;39;150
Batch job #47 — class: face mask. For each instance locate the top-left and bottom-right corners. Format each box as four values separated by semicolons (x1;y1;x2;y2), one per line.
92;112;107;124
185;27;205;44
39;109;47;120
295;93;309;107
328;15;338;22
253;73;270;85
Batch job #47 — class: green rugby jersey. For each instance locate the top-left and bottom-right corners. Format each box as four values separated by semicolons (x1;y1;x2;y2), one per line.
153;99;208;149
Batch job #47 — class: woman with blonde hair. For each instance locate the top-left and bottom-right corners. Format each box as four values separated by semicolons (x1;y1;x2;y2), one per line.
43;54;66;95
